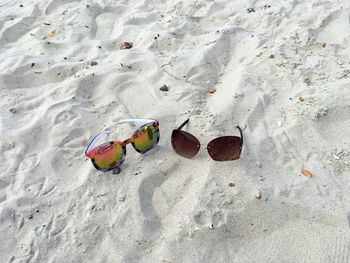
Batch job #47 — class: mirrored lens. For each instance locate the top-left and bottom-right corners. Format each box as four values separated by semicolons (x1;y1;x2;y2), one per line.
93;142;124;169
207;136;241;161
171;130;200;158
133;123;159;153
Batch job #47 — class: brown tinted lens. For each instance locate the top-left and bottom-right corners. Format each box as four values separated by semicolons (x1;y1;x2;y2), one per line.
207;136;241;161
171;130;200;158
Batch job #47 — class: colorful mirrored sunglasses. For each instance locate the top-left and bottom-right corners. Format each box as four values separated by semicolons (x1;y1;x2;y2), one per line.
85;119;160;172
171;119;243;161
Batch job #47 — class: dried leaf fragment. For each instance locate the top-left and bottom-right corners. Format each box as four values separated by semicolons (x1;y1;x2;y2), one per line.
120;42;133;50
208;88;216;94
301;169;312;178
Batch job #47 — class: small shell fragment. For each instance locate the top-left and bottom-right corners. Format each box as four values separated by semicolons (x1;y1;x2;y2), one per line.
255;191;261;199
301;169;312;178
48;30;56;37
208;88;216;94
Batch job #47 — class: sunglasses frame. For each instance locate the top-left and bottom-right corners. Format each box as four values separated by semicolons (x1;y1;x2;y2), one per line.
171;119;243;161
85;119;160;172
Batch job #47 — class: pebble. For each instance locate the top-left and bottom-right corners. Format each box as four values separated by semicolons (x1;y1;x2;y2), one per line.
208;88;216;94
247;7;255;13
90;61;98;66
9;108;17;113
228;182;235;187
120;42;133;50
160;84;169;91
255;191;262;199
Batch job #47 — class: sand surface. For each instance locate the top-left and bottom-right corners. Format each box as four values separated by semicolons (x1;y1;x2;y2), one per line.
1;0;350;262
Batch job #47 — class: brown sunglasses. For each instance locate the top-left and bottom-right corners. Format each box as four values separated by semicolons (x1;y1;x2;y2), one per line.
171;119;243;161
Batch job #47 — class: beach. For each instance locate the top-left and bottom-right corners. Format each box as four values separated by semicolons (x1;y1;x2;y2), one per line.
1;0;350;262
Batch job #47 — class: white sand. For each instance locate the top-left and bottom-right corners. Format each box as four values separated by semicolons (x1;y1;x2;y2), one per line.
1;0;350;262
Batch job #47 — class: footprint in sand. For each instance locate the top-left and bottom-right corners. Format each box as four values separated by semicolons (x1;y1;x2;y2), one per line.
309;8;350;45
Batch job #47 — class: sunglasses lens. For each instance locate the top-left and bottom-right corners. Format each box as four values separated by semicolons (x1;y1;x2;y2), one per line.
171;130;200;158
93;142;124;170
133;123;159;153
207;136;241;161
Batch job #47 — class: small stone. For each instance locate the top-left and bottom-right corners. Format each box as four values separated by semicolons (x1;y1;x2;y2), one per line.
19;4;23;7
120;42;133;50
209;224;215;230
228;182;235;187
31;63;35;67
9;108;17;113
90;61;98;66
255;191;261;199
321;43;326;48
247;8;255;13
208;88;216;94
28;215;33;219
298;96;304;102
118;195;126;202
269;54;275;59
160;85;169;91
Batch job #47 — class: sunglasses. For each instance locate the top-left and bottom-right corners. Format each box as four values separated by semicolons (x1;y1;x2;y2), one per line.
85;119;160;172
171;119;243;161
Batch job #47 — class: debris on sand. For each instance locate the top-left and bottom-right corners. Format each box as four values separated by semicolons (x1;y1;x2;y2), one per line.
48;30;56;37
160;84;169;91
120;42;133;50
208;88;216;94
301;169;312;178
247;8;255;13
255;191;262;199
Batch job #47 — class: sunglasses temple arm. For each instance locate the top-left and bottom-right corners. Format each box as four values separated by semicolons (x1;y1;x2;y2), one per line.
177;119;190;130
236;125;243;146
85;130;110;155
